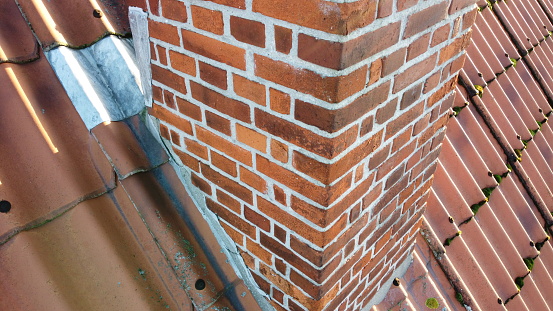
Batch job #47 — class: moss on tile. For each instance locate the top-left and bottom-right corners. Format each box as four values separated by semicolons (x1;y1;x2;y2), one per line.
523;257;534;271
444;231;462;247
474;85;484;98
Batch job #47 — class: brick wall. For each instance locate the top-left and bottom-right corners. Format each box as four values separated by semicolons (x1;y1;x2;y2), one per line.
137;0;478;309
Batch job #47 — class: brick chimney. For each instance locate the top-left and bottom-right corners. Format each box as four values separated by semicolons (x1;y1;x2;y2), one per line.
140;0;477;309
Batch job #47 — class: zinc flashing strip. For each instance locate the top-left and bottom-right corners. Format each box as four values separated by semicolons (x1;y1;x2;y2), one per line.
129;7;153;107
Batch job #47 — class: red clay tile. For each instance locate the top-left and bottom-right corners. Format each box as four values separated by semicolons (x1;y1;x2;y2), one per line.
16;0;131;49
0;0;38;62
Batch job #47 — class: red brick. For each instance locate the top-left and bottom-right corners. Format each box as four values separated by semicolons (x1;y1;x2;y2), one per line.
149;20;179;46
274;25;292;54
392;127;413;153
153;84;163;103
375;99;398;125
360;115;374;137
377;0;393;18
216;189;242;214
252;0;377;35
297;22;400;70
182;30;246;69
393;54;437;93
169;129;180;145
191;81;250;123
191;6;224;35
354;165;364;183
203;0;245;9
149;104;192;135
199;61;228;89
368;58;382;85
220;221;245;246
163;89;176;109
176;97;202;121
368;143;390;170
206;198;255;237
438;31;472;65
397;0;417;11
202;164;253;204
205;110;231;136
270;139;289;163
245;207;271;232
272;285;285;303
400;82;423;110
423;72;440;94
384;163;406;190
381;47;406;77
191;172;212;195
230;16;266;48
156;45;168;65
404;1;449;39
407;33;430;61
273;185;287;206
173;148;199;171
462;8;478;31
449;0;476;14
236;124;267;152
294;82;390;132
152;65;187;95
169;50;196;76
148;0;159;15
240;167;268;193
159;123;170;140
292;131;383;184
196;126;252;166
161;0;187;22
269;88;290;114
255;109;358;159
385;102;424;139
211;151;238;177
431;24;451;47
254;54;366;103
234;75;266;106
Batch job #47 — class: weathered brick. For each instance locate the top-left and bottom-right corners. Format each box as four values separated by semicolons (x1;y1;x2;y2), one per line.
234;75;266;106
270;139;289;163
462;8;478;31
360;115;374;137
255;109;358;159
206;198;255;237
159;123;170;140
216;189;242;214
438;30;472;65
385;102;424;139
241;167;268;193
176;97;202;121
294;81;390;132
173;148;199;172
404;1;449;39
191;6;224;35
149;104;192;135
245;207;271;232
156;45;168;65
449;0;476;14
381;47;406;77
255;55;366;103
149;20;180;46
377;0;393;18
397;0;417;11
196;126;252;166
252;0;377;35
274;25;293;54
152;64;187;95
400;82;423;110
431;24;451;47
199;61;228;89
211;150;238;177
269;88;291;114
161;0;187;22
231;16;266;48
203;0;245;9
205;110;231;135
163;89;176;109
182;30;246;69
202;164;253;204
236;124;267;152
169;50;196;76
184;137;208;160
297;22;401;70
274;222;287;242
170;129;180;146
191;81;251;123
369;58;382;85
393;54;437;93
191;172;212;195
407;33;431;61
375;99;398;125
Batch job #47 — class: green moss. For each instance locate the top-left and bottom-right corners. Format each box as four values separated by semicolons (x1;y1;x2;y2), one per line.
535;236;550;251
514;149;523;161
529;128;538;136
471;200;487;215
515;276;525;290
425;298;440;309
523;257;534;271
482;187;496;198
455;292;464;305
510;58;518;67
444;231;462;246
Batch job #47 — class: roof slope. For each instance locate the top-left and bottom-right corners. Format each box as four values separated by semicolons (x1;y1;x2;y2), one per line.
375;1;553;310
0;1;260;310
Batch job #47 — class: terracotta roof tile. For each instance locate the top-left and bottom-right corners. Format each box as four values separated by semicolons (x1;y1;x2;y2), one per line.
0;0;38;63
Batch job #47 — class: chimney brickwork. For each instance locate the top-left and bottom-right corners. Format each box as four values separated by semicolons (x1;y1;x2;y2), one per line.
139;0;478;309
